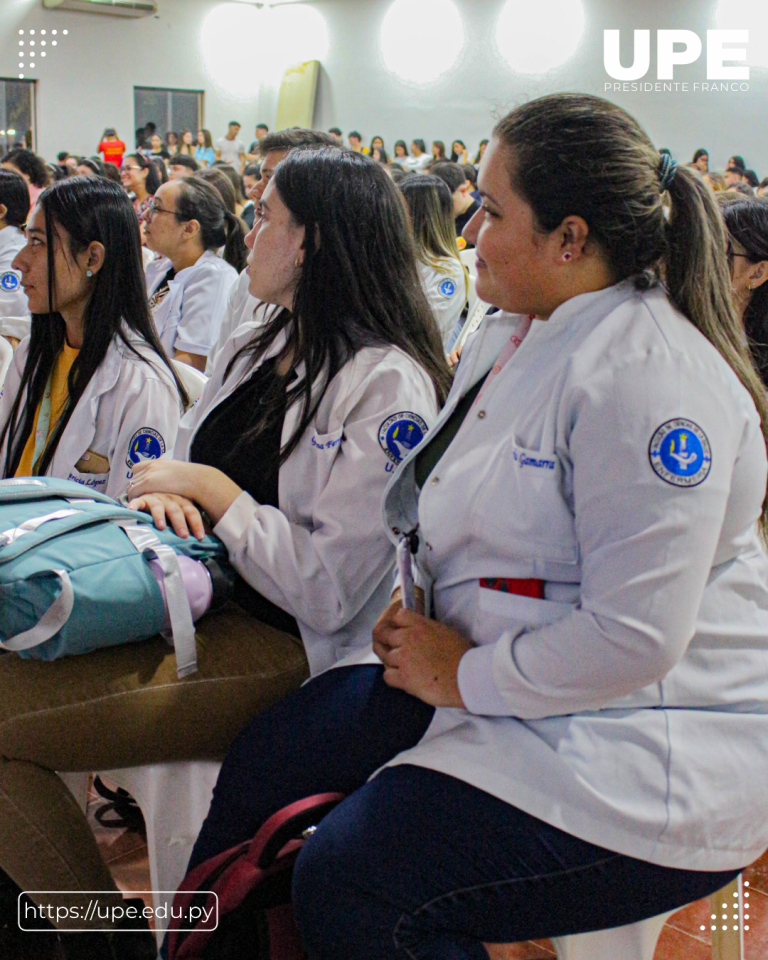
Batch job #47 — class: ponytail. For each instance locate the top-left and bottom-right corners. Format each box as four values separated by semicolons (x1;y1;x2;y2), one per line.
222;208;248;272
176;177;247;271
662;167;768;538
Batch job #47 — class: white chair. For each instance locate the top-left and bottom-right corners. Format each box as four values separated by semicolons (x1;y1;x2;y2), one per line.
459;247;477;273
0;334;14;389
171;359;209;409
550;909;675;959
60;761;222;948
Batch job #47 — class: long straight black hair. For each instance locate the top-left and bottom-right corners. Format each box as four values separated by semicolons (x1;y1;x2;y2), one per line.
228;147;451;466
1;176;186;478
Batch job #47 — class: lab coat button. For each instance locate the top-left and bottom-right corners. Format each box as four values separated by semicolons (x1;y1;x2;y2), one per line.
431;477;440;485
392;527;400;535
426;542;433;550
477;410;486;419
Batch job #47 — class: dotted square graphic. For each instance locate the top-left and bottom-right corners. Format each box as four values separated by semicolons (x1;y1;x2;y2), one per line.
16;27;68;79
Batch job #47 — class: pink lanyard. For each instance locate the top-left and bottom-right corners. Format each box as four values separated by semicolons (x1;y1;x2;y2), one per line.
474;314;535;404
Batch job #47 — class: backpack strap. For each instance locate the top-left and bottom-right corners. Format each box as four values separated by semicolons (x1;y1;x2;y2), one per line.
0;568;74;651
119;523;198;678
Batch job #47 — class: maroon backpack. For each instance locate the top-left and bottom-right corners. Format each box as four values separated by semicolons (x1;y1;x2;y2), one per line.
166;793;345;960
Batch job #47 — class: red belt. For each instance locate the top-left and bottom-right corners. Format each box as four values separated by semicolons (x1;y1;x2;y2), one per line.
479;578;545;599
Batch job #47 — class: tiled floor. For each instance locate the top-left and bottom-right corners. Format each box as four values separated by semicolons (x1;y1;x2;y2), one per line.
94;777;768;959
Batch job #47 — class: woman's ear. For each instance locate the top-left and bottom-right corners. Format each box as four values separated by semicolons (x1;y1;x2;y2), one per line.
748;261;768;292
86;241;106;277
183;218;202;243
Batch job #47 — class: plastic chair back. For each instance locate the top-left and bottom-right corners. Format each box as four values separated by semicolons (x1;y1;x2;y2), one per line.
171;359;209;410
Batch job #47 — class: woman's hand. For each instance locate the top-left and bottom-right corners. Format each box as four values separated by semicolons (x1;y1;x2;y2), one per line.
127;459;243;528
372;599;471;708
128;491;205;540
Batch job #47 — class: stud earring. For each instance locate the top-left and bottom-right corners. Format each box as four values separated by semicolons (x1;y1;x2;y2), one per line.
86;270;93;278
294;258;301;268
562;252;573;262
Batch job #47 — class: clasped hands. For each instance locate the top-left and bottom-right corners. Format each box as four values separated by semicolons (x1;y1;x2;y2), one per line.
373;592;471;708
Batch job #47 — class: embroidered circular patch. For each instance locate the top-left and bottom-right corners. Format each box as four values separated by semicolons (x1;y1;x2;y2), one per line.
0;271;20;293
378;412;428;465
125;427;166;469
439;279;456;298
648;418;711;487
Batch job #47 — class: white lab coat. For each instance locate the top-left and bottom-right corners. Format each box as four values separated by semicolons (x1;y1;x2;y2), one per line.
175;318;440;675
0;333;183;499
145;249;238;358
417;258;467;349
375;280;768;871
403;154;432;172
0;226;30;342
205;269;264;374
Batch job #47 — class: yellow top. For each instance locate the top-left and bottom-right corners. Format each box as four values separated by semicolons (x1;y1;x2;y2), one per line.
16;342;80;477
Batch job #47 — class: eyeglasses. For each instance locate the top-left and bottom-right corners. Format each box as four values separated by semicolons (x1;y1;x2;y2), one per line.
121;164;142;172
143;197;184;222
726;238;754;264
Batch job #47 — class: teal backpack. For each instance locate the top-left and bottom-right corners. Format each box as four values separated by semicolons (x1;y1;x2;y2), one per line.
0;477;230;677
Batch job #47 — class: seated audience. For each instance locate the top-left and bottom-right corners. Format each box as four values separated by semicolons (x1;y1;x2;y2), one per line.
0;147;448;959
149;133;171;161
143;177;246;369
1;148;50;207
474;137;489;166
451;139;469;163
168;155;199;181
328;126;343;144
757;177;768;198
0;170;31;347
371;146;389;164
0;176;184;500
166;131;179;154
400;172;467;349
404;139;431;172
370;135;385;154
75;157;103;177
728;154;746;171
195;129;216;168
705;171;727;192
432;160;481;247
431;140;447;161
692;147;709;172
348;130;365;153
181;94;768;960
176;129;195;157
722;197;768;386
393;139;409;162
120;152;160;219
462;162;482;201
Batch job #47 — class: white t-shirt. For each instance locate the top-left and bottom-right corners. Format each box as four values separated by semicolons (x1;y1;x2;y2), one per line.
216;137;245;166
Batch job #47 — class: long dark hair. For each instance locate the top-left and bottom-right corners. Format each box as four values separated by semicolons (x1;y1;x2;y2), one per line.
1;177;186;478
177;176;247;272
722;198;768;386
494;93;768;537
399;173;464;274
228;147;451;466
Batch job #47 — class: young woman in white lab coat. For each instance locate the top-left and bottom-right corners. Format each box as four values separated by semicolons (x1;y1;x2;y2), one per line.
143;176;246;370
400;172;467;350
181;95;768;960
0;149;448;959
128;147;451;676
0;176;185;500
0;169;31;346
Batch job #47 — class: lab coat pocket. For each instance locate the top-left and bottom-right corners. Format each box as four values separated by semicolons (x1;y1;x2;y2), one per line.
66;467;110;494
476;583;576;645
470;440;577;564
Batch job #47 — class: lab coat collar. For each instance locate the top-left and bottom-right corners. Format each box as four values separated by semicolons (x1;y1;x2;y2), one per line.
171;248;221;285
542;279;638;330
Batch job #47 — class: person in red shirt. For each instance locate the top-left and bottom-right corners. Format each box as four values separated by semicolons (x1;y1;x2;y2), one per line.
97;128;126;168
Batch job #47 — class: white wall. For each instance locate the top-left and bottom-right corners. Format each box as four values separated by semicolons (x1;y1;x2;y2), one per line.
0;0;766;172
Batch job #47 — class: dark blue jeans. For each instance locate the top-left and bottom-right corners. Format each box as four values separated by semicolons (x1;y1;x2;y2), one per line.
188;666;741;960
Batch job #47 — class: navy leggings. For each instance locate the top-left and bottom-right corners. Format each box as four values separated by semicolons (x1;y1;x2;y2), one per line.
188;666;741;960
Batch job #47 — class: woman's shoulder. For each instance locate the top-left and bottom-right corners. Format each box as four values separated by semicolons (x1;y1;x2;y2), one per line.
336;344;435;402
192;251;238;279
113;335;178;389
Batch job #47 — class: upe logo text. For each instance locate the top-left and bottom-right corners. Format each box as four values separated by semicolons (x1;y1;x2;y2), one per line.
604;30;748;81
